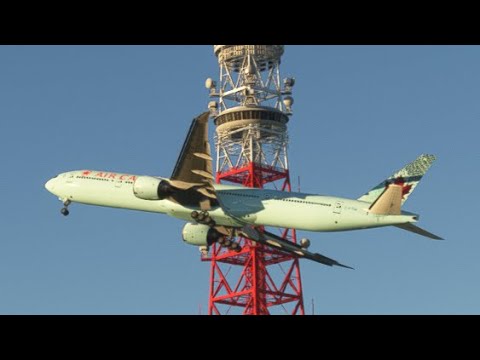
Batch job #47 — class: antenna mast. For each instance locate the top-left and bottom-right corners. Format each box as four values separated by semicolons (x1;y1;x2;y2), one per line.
201;45;304;315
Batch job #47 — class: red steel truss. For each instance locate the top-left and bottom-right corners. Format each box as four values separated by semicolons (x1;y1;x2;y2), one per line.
202;163;305;315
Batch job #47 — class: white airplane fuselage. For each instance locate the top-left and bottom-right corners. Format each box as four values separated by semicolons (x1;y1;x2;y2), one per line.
45;170;417;233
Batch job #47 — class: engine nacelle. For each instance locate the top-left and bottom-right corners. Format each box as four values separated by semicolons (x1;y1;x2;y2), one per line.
182;223;224;246
133;176;173;200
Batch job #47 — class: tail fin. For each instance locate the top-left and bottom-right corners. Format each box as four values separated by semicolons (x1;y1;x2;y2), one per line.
368;184;403;215
358;154;436;206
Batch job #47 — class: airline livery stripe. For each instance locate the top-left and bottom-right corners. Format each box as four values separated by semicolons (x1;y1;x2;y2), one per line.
370;175;423;191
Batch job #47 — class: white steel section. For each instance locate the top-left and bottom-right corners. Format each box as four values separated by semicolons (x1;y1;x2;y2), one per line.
208;45;294;179
215;122;289;175
211;45;289;113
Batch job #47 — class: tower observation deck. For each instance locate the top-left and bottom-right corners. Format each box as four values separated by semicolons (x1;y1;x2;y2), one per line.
202;45;304;315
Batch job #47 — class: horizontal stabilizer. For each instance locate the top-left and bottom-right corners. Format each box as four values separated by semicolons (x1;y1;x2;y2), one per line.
394;223;443;240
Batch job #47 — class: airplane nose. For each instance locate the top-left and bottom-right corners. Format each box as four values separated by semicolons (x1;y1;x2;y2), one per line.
45;178;55;193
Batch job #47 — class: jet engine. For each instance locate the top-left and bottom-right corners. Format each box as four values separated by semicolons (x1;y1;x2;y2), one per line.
133;176;174;200
182;223;224;246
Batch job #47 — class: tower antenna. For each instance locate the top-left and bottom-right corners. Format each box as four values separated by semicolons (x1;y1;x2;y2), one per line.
201;45;305;315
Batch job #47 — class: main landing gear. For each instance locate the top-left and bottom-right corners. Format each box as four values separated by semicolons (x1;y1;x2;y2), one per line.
191;210;242;253
218;237;242;253
191;210;216;227
60;200;71;216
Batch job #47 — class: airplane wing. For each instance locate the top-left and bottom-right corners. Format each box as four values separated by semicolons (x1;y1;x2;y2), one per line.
171;112;214;186
170;112;352;268
168;112;217;209
215;188;353;269
240;226;354;269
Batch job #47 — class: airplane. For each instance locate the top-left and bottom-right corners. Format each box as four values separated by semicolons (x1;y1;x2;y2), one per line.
45;112;442;269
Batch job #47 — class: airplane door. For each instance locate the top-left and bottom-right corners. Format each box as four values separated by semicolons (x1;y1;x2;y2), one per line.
333;201;343;225
333;201;343;215
66;172;75;183
115;179;122;188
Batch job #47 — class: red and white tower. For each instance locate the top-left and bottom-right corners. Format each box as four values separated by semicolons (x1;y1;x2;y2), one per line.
202;45;305;315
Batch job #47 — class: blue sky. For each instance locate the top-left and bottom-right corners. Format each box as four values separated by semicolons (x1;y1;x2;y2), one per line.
0;45;479;314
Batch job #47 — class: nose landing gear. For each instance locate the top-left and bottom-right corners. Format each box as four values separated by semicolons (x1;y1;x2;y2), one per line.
60;200;71;216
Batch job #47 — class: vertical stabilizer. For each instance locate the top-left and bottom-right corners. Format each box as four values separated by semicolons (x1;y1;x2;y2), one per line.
369;184;403;215
358;154;436;205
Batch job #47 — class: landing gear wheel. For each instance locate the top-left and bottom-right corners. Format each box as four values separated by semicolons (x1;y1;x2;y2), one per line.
223;240;232;248
229;242;242;252
203;216;213;225
60;199;71;216
208;220;216;228
199;246;209;257
195;211;211;224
